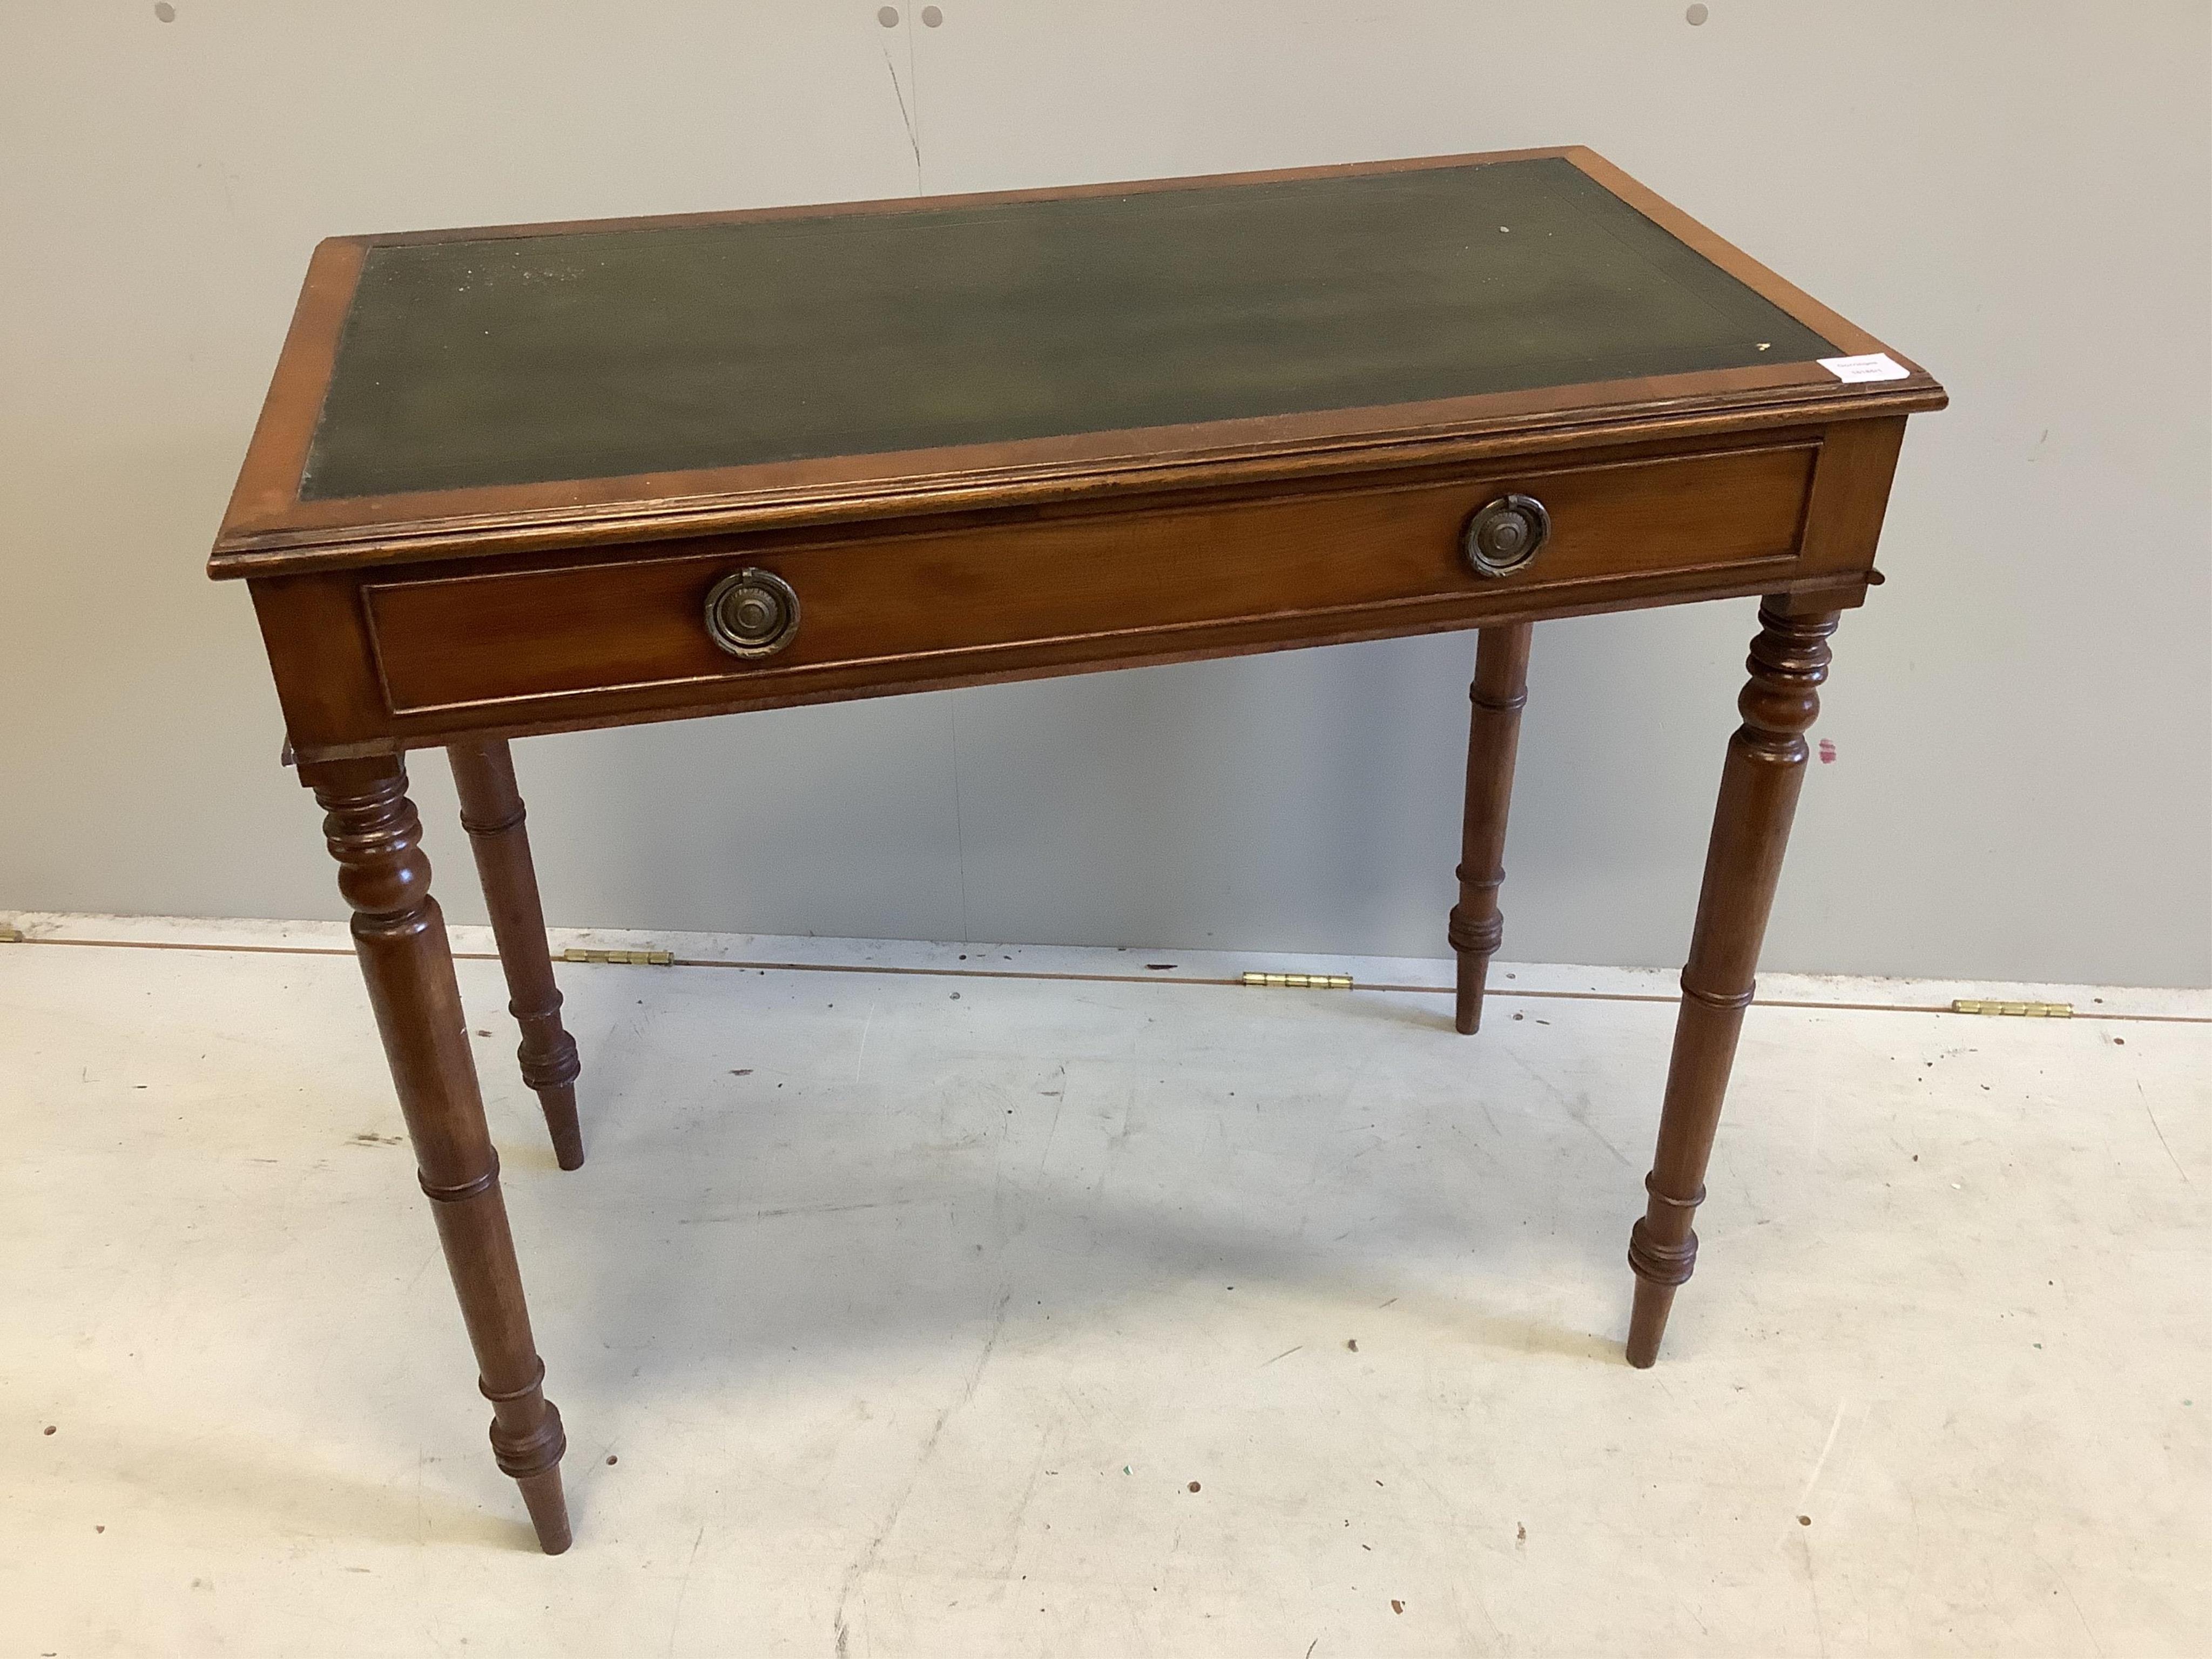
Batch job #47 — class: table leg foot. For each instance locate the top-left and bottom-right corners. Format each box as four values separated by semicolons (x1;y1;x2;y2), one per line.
483;1367;570;1554
1624;1279;1676;1370
515;1465;574;1555
1626;596;1839;1367
449;739;585;1170
308;756;575;1552
1448;623;1533;1035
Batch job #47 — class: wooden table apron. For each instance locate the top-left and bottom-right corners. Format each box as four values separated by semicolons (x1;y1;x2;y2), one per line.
208;147;1944;1554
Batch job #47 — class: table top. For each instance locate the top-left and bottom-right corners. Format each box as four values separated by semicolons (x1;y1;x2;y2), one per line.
212;147;1940;577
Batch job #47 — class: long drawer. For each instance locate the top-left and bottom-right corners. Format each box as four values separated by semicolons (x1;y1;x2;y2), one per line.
362;440;1817;717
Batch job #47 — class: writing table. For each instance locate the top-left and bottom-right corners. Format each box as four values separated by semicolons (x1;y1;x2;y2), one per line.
210;147;1945;1553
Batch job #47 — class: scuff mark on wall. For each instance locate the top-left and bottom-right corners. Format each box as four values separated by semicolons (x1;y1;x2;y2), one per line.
877;6;923;192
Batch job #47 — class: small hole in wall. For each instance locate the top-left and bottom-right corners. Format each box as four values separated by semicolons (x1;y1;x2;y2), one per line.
1685;3;1709;22
922;5;943;24
877;5;900;25
154;1;177;18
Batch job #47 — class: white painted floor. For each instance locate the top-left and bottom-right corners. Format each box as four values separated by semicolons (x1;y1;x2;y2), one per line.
2;914;2206;1658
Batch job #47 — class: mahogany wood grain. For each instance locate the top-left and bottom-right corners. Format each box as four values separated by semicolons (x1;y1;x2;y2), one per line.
258;554;1862;765
304;756;571;1550
237;427;1894;766
447;739;584;1170
362;441;1811;719
1624;595;1840;1368
1449;624;1534;1034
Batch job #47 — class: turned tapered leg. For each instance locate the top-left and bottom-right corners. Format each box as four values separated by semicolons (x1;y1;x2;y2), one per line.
447;739;584;1170
306;756;572;1552
1448;623;1534;1034
1626;596;1840;1368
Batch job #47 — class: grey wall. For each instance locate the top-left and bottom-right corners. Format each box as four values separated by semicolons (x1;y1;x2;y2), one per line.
3;2;2207;986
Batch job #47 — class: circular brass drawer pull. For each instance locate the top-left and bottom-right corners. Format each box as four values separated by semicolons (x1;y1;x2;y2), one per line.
1462;493;1550;578
704;568;801;658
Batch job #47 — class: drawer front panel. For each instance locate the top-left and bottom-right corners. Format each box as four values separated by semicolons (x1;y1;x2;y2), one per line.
365;442;1815;716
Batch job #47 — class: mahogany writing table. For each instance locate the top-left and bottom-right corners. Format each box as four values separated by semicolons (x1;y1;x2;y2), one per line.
210;147;1944;1553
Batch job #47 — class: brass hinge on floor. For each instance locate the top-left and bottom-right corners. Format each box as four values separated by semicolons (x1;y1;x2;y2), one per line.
1952;999;2072;1018
1242;972;1354;990
0;927;23;943
561;947;673;967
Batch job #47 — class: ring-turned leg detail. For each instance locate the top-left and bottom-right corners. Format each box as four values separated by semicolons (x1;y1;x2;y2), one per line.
306;755;573;1552
448;739;584;1170
1626;596;1839;1369
1448;623;1534;1034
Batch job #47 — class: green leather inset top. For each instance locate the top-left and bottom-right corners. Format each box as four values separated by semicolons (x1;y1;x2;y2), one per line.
302;157;1835;501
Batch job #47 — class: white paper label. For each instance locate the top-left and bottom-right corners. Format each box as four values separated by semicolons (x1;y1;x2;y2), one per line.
1818;352;1910;384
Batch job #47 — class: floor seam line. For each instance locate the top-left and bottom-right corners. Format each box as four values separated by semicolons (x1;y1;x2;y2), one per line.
5;934;2202;1022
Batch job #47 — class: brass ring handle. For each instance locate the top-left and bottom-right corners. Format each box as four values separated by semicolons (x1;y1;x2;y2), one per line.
1462;494;1550;578
704;568;801;659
